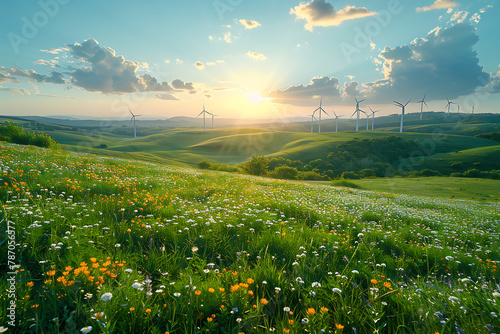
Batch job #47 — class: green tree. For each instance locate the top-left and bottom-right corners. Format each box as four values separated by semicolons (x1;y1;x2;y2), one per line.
242;155;269;176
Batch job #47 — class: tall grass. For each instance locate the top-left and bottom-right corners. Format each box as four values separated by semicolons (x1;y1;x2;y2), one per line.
0;143;499;333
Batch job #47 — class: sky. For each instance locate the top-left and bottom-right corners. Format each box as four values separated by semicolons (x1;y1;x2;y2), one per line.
0;0;499;120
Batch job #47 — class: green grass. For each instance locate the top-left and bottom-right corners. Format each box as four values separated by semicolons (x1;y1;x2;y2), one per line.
330;179;364;189
354;176;500;202
1;142;500;333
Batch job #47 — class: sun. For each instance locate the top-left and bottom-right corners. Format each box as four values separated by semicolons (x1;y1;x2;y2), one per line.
248;93;262;104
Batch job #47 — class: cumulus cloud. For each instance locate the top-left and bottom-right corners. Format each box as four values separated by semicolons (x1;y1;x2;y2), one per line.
239;19;261;29
342;81;360;97
65;39;194;94
416;0;460;13
469;13;481;24
34;59;59;68
156;94;180;101
171;79;194;90
0;72;20;84
0;85;30;95
290;0;376;31
363;23;489;102
195;61;205;70
246;51;267;61
0;67;65;84
449;10;468;24
41;47;66;54
224;31;233;44
266;76;340;106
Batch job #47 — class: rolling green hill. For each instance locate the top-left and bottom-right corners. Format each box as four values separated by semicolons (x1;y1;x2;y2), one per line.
1;114;499;176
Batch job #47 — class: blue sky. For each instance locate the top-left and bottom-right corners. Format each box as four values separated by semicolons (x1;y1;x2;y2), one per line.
0;0;499;119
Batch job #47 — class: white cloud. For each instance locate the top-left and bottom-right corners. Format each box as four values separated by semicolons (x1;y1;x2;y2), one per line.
363;23;489;102
195;61;205;70
222;24;231;28
216;60;225;64
238;19;262;29
290;0;376;31
416;0;460;13
34;59;59;68
480;5;493;13
246;51;267;61
224;31;233;44
164;59;170;63
176;58;183;64
449;10;468;24
208;35;214;41
41;47;66;54
266;76;340;106
0;85;30;95
469;13;481;24
0;66;65;84
65;39;194;94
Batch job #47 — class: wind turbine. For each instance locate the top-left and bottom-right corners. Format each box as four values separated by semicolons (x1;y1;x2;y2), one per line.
313;97;329;133
417;93;428;120
197;104;211;132
331;110;343;133
309;113;318;133
445;98;455;116
365;111;370;130
129;108;141;138
472;105;475;114
368;107;379;130
457;105;460;113
351;97;365;131
394;99;411;133
210;112;217;129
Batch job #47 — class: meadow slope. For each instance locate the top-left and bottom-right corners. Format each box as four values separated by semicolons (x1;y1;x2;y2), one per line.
0;142;499;333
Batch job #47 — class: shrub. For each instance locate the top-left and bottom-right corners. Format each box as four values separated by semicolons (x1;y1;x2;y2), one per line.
0;122;58;149
271;166;298;180
242;155;269;176
198;160;212;169
299;171;325;181
341;171;359;179
462;169;481;178
451;162;463;170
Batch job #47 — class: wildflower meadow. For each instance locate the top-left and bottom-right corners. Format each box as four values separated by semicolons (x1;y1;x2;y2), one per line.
0;142;499;333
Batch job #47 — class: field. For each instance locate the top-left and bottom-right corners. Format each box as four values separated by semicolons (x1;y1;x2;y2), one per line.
345;177;500;202
1;142;499;333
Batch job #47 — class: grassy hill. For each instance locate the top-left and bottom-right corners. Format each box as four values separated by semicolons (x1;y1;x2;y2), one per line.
1;142;499;333
2;114;499;176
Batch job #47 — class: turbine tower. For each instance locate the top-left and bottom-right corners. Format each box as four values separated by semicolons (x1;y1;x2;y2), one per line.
313;97;329;133
331;110;343;133
472;105;475;114
394;99;411;133
369;107;379;130
211;112;217;129
417;93;428;120
129;108;141;138
457;105;460;113
197;104;211;132
351;97;365;131
445;98;455;116
309;113;318;133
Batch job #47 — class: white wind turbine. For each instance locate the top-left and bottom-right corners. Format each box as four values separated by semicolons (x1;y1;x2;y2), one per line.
309;113;318;133
351;97;365;131
368;107;379;130
457;105;460;113
472;105;475;114
197;104;211;132
313;97;329;133
417;93;428;120
129;108;141;138
445;98;455;116
331;110;343;133
210;112;217;129
394;99;411;133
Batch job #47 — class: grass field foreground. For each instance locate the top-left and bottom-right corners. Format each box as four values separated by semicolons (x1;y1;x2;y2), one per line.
0;143;499;333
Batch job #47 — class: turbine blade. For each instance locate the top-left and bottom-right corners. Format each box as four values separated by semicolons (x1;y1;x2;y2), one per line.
129;108;134;116
405;99;412;106
350;110;357;118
